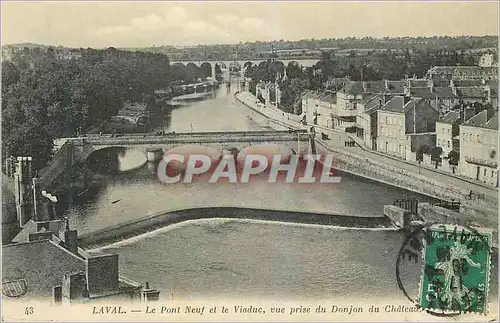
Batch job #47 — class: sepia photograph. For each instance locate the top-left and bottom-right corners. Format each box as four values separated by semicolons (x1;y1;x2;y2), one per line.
1;1;499;321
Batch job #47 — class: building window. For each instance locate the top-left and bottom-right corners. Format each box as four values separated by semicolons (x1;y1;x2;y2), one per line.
492;170;495;178
470;134;472;142
477;134;480;143
447;128;450;135
484;169;487;176
385;117;388;124
447;141;450;148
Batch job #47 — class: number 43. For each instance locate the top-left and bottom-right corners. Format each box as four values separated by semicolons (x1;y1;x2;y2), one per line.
25;307;34;315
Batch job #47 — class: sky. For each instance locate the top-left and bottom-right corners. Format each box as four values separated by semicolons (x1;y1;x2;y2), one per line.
1;1;499;48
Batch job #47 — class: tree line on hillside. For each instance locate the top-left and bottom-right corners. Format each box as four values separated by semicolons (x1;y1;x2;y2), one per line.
244;48;482;114
1;47;214;170
136;35;497;61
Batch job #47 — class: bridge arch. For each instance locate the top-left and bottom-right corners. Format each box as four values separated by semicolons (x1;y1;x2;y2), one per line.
200;62;212;79
39;131;313;191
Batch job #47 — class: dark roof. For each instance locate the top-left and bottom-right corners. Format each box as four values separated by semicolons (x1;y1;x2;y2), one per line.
318;92;337;104
409;79;429;87
341;81;365;96
432;77;451;87
463;110;489;127
455;87;488;98
385;81;406;94
363;81;386;94
484;112;498;130
409;87;435;99
402;98;437;115
379;96;405;113
489;80;498;97
359;93;378;105
453;79;485;87
360;94;383;111
325;77;350;86
2;240;86;299
438;111;461;124
433;87;457;98
428;66;498;76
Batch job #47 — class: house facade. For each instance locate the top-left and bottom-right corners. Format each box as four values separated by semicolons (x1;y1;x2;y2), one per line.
376;96;439;158
459;110;499;187
436;111;460;157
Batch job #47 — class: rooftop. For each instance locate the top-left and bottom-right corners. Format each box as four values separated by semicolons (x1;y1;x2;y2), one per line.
3;240;86;299
379;96;406;113
433;87;457;98
462;109;498;129
341;81;365;96
409;87;435;99
428;66;498;74
431;77;451;87
484;111;498;130
489;80;498;97
408;79;429;88
455;87;488;98
385;81;406;94
438;111;461;124
453;79;485;87
363;81;386;94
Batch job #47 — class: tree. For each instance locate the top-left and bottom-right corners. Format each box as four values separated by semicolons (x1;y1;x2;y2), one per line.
416;145;431;162
431;146;443;168
286;61;303;79
1;61;20;89
448;150;460;166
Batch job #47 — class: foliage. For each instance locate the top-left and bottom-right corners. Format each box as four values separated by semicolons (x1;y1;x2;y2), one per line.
416;145;431;162
2;47;198;170
448;150;460;166
129;36;498;61
431;146;443;162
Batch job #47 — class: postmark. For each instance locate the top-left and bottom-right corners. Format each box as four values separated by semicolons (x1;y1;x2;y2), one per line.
417;224;492;314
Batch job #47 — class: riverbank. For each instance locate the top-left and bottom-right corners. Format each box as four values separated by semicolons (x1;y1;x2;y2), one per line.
77;207;396;249
234;91;498;229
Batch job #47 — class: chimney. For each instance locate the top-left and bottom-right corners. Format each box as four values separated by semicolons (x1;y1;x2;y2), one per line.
64;230;79;255
141;281;160;302
86;254;119;296
62;272;89;304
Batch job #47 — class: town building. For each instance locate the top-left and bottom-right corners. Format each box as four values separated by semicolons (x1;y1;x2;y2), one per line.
459;110;498;187
323;76;350;91
2;157;160;303
356;94;387;149
376;96;439;158
436;111;461;157
426;66;498;81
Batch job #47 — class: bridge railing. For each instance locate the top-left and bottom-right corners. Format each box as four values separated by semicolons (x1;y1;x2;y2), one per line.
63;130;312;145
81;129;308;138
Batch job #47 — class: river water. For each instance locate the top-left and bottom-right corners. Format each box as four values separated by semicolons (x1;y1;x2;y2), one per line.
71;80;498;304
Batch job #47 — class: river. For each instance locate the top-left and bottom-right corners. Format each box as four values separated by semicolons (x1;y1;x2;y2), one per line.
69;80;498;305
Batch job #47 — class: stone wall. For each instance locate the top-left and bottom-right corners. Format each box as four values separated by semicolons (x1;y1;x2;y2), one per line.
316;138;468;202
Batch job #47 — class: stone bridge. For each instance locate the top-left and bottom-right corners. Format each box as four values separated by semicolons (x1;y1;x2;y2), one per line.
38;130;314;190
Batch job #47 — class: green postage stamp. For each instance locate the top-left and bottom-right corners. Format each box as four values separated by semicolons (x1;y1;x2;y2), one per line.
418;225;492;314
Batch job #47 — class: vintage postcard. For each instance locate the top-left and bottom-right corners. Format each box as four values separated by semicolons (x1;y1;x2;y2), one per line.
1;1;498;322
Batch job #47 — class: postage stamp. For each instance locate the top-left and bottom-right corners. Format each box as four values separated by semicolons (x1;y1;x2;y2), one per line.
418;225;492;314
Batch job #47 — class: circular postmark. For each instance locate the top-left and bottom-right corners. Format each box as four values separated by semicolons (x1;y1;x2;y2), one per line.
396;222;493;317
